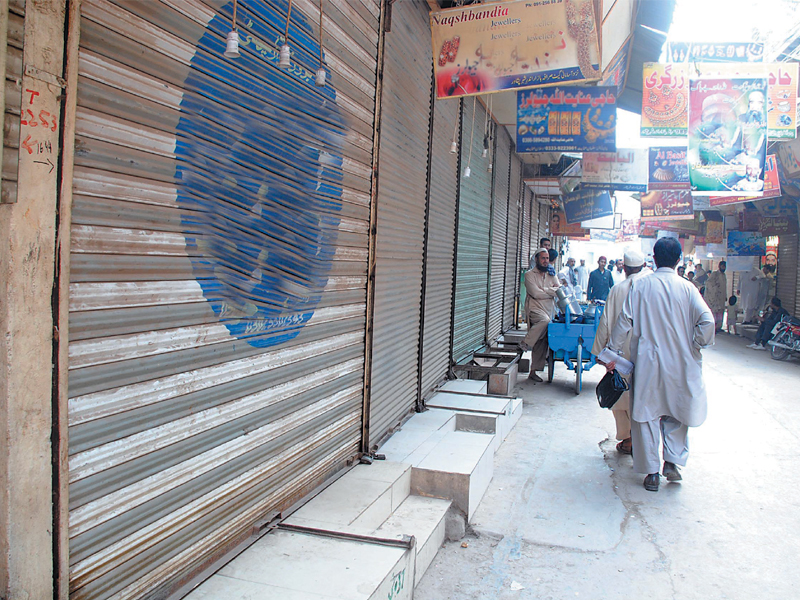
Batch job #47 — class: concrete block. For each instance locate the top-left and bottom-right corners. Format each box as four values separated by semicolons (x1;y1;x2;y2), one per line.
411;431;495;520
519;357;530;372
455;413;497;435
288;474;392;529
445;506;467;542
440;379;488;394
425;392;511;415
374;495;451;587
488;362;518;396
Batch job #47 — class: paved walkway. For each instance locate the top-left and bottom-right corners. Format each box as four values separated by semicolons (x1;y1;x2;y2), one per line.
416;333;800;600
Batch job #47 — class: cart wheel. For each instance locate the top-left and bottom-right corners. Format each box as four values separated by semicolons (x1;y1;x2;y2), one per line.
547;349;555;383
574;344;582;395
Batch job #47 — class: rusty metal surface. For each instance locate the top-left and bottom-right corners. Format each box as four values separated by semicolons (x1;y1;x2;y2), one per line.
68;0;377;598
368;0;433;447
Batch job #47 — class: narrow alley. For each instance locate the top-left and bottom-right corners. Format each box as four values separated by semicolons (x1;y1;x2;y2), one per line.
416;333;800;600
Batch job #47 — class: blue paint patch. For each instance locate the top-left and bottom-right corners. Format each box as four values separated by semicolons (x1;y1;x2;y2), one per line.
175;0;346;348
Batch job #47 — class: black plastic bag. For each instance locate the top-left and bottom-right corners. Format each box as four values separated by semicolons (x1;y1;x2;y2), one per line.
596;369;629;409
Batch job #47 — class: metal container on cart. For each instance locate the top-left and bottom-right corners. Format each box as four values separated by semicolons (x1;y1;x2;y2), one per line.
546;302;604;394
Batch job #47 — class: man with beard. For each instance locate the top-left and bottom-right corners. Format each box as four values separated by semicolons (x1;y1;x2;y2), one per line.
732;158;764;192
520;248;561;382
703;261;727;331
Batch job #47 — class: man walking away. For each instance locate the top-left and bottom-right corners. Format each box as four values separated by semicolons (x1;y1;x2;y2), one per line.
748;297;789;350
592;249;651;455
576;259;589;300
587;256;614;302
704;260;727;331
606;238;715;492
738;265;764;324
520;248;561;382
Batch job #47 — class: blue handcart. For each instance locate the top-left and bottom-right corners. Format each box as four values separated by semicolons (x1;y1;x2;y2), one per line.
546;304;604;395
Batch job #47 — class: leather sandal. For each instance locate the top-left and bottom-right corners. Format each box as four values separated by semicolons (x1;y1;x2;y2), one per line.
616;438;632;455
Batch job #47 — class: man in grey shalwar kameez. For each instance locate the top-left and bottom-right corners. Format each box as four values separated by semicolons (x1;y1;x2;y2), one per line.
606;238;716;492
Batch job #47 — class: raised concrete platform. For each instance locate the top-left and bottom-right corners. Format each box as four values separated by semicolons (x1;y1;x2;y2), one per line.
440;379;487;394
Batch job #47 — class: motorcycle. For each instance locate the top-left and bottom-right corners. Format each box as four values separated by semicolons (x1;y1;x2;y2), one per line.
768;315;800;361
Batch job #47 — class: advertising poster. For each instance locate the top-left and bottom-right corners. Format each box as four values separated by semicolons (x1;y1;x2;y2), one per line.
705;220;725;244
688;77;768;195
517;87;617;152
727;231;766;257
759;216;798;236
689;63;799;139
550;210;590;238
649;147;690;190
431;0;601;99
665;42;765;63
640;216;701;236
641;63;689;137
562;188;614;224
709;154;780;206
581;149;648;192
640;190;693;220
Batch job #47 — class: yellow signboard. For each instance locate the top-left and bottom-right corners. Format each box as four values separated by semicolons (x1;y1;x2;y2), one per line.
431;0;601;99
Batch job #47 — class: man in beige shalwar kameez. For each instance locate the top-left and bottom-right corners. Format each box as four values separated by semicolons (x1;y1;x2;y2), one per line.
592;248;651;455
703;261;727;331
521;248;561;382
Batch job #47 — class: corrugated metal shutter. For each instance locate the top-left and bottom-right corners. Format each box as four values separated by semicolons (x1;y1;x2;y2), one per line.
419;93;459;400
504;152;521;329
1;0;23;205
452;97;491;363
486;125;509;342
518;186;532;320
777;233;798;315
67;0;378;598
369;0;431;447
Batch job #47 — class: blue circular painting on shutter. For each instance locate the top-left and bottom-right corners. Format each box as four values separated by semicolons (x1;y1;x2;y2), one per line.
174;1;345;348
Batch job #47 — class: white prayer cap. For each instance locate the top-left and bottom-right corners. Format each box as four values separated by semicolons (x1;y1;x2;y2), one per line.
534;247;549;258
623;248;645;267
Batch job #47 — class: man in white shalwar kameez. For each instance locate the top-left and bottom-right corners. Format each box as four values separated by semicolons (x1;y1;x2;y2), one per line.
703;261;727;331
606;238;715;492
738;266;764;323
592;249;651;456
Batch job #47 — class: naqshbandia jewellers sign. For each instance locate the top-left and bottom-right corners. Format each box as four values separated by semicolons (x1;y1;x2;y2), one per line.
431;0;601;99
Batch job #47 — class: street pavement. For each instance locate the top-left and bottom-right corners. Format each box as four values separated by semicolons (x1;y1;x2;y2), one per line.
415;332;800;600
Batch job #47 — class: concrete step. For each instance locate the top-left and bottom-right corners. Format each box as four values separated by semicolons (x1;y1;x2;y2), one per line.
425;391;523;448
379;409;457;465
185;528;414;600
440;378;488;394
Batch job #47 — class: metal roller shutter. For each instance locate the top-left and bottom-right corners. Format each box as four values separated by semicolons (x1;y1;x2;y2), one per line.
452;97;492;363
518;186;532;320
777;233;798;315
369;0;432;446
67;0;378;598
504;151;521;329
487;125;510;341
419;91;459;400
1;0;23;205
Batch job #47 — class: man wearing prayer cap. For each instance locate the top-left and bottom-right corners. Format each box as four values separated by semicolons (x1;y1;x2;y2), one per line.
605;238;715;492
520;248;561;382
593;248;651;456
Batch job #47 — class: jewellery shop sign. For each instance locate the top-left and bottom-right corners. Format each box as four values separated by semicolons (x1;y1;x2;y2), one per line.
431;0;601;99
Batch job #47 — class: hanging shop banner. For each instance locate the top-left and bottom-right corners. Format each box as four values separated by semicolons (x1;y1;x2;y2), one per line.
692;195;711;210
705;220;725;244
649;147;690;190
690;63;799;139
516;87;617;152
759;215;798;236
581;149;648;192
600;34;633;94
688;77;768;195
727;231;766;256
665;42;765;63
641;63;690;137
562;188;614;224
777;138;800;178
709;154;780;206
550;210;590;238
590;229;618;242
756;195;798;218
640;190;693;220
619;218;639;242
431;0;601;99
640;216;701;236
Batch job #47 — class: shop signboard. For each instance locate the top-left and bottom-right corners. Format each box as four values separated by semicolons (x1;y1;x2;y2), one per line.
562;188;614;224
759;216;798;236
600;34;632;94
581;149;648;192
550;210;590;238
516;87;617;152
641;63;689;137
640;216;701;236
688;77;768;195
640;190;693;220
431;0;601;99
709;155;780;206
648;147;690;190
727;231;766;256
665;41;765;63
705;220;725;244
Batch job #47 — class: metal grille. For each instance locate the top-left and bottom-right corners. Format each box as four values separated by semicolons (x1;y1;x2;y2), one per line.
369;0;432;447
67;0;378;597
487;126;510;341
504;151;522;329
452;98;492;363
419;88;459;400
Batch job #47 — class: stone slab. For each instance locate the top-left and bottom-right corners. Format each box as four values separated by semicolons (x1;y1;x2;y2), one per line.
425;392;511;415
440;379;488;394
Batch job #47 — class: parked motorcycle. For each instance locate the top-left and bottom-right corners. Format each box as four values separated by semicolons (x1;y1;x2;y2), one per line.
768;315;800;361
